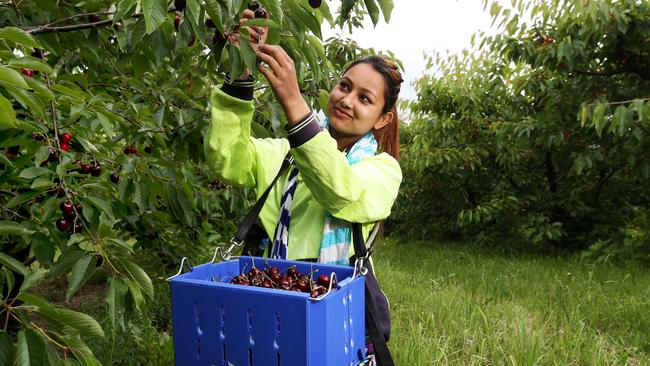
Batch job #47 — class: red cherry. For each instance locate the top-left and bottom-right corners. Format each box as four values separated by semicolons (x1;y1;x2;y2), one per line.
20;68;33;77
32;132;44;141
254;8;267;19
174;14;181;31
56;218;69;232
90;163;102;177
310;289;320;298
88;14;100;23
265;266;279;276
75;203;83;215
287;266;299;279
80;164;91;174
248;0;260;11
70;221;84;234
308;0;322;8
110;172;119;183
174;0;186;11
60;132;72;143
60;142;70;152
60;201;75;218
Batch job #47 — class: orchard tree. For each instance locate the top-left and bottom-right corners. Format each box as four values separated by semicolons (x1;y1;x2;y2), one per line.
395;0;650;259
0;0;394;363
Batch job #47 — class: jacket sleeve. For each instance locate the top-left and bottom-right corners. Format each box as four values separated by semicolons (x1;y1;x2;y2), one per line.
291;129;403;223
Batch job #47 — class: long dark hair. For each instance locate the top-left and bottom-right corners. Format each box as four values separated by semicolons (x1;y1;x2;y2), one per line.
344;55;403;160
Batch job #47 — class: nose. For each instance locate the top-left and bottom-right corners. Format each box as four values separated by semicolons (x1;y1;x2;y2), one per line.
339;93;353;109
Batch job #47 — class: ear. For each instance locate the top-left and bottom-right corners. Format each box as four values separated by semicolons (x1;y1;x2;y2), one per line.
372;111;393;131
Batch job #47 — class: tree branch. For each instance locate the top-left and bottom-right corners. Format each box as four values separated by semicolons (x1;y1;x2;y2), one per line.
27;18;114;34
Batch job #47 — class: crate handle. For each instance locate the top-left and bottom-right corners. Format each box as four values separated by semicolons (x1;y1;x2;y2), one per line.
166;257;194;281
211;237;243;263
308;272;338;302
352;257;368;278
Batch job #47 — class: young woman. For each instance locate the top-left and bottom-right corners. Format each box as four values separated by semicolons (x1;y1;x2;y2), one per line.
204;9;403;364
205;11;403;261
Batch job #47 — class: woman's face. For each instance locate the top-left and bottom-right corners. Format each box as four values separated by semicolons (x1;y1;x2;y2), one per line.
327;63;392;139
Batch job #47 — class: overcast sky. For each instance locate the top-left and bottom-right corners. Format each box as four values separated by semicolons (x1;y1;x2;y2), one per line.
322;0;497;101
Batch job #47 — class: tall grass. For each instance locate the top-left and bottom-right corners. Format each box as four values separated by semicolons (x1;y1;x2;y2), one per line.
373;239;650;365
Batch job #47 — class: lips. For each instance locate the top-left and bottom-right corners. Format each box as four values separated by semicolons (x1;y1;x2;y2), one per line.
334;107;351;119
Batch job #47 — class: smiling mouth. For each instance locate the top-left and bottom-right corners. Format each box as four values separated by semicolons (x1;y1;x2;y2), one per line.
334;107;351;118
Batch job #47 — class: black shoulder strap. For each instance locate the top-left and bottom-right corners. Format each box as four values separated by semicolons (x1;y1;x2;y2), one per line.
233;153;292;244
352;223;394;366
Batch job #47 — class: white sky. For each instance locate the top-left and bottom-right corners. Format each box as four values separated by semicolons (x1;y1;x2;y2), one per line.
322;0;497;101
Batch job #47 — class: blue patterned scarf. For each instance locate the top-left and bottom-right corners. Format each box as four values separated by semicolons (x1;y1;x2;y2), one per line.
271;118;378;264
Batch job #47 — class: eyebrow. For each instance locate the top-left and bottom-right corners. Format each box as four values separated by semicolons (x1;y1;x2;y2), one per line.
340;76;377;99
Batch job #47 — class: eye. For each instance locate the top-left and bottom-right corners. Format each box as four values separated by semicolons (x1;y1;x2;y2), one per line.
338;81;349;91
360;95;371;103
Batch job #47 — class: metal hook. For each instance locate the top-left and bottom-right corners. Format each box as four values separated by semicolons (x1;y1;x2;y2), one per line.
166;257;194;281
308;272;338;302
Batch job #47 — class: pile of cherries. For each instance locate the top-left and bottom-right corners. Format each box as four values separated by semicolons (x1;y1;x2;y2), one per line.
226;264;338;299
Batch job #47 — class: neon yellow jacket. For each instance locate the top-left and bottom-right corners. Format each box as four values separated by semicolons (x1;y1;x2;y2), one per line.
204;85;402;260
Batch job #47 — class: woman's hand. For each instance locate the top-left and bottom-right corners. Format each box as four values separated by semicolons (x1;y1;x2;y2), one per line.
256;44;310;125
229;9;268;78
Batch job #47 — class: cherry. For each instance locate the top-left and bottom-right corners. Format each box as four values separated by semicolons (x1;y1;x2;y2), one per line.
308;0;322;8
70;221;84;234
88;14;100;23
32;132;44;141
20;68;33;77
75;203;83;215
262;280;272;288
60;201;75;218
80;163;91;174
249;267;263;277
47;146;57;161
248;0;260;11
287;266;299;279
60;132;73;143
110;172;119;183
95;254;103;267
254;8;267;19
213;30;225;44
265;266;279;276
309;289;320;298
205;18;216;28
90;163;102;177
56;218;69;232
174;14;181;31
317;273;336;288
31;49;44;59
124;145;138;155
144;146;151;154
295;278;309;292
174;0;187;12
60;142;70;152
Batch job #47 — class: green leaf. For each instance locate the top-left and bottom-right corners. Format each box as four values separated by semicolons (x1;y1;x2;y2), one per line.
5;189;45;209
363;0;380;26
0;94;17;128
0;221;35;236
204;0;225;33
259;0;284;26
0;331;14;364
6;85;46;119
8;57;54;75
0;27;41;49
15;329;48;366
228;45;243;82
75;136;101;153
251;121;271;138
376;0;393;22
49;250;84;278
287;0;321;38
19;167;52;179
592;103;607;137
107;277;128;329
66;255;96;302
122;260;154;299
114;0;138;22
84;196;114;219
341;0;357;25
632;99;645;122
56;308;105;339
0;65;30;89
0;252;29;276
19;268;47;292
242;18;280;29
142;0;168;34
239;37;258;77
51;84;87;101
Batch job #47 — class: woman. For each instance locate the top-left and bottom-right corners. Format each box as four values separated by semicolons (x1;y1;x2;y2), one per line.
205;12;403;262
204;9;402;364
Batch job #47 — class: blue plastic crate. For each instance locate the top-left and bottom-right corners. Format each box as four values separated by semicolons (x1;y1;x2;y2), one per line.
168;256;366;366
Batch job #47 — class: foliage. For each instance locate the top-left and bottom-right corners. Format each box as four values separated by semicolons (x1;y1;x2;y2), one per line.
0;0;394;363
393;0;650;260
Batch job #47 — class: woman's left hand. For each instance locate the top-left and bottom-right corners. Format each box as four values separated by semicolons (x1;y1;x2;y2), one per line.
256;44;310;125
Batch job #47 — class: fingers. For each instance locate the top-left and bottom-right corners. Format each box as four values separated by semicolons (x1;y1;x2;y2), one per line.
257;44;293;69
256;48;281;73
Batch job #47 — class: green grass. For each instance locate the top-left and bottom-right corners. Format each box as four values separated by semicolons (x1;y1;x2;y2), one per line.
373;238;650;365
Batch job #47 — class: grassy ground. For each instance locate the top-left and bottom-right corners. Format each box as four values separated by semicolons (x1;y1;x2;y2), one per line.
372;238;650;365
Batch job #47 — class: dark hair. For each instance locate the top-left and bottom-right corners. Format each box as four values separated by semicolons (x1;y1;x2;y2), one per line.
344;55;404;160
